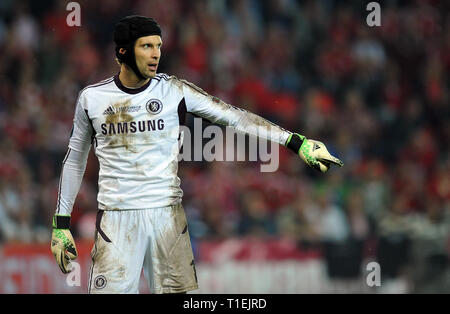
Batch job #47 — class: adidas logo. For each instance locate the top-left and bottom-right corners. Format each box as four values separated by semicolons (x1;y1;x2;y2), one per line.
313;143;320;151
103;106;116;115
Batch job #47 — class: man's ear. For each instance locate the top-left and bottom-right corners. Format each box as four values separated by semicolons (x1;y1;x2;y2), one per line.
119;48;126;55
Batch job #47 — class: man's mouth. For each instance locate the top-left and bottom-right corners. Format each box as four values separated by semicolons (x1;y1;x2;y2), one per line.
148;63;158;71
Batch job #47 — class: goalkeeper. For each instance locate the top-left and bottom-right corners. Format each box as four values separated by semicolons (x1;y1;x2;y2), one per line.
51;15;343;294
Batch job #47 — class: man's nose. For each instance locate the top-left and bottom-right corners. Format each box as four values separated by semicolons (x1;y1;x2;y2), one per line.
151;49;160;60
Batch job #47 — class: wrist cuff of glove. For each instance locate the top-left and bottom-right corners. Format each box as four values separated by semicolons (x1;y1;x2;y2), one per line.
52;215;71;229
286;133;304;154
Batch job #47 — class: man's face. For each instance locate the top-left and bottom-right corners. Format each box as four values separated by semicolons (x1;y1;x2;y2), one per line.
134;35;162;79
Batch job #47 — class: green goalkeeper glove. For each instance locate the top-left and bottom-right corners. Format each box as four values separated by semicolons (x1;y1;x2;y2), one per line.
286;133;344;173
51;214;78;274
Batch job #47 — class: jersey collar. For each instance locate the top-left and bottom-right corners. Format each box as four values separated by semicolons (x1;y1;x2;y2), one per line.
114;74;151;94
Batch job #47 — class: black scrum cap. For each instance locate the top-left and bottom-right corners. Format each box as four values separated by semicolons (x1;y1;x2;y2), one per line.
113;16;162;79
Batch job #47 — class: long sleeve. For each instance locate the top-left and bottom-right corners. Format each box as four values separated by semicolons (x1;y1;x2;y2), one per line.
55;92;93;215
181;80;292;146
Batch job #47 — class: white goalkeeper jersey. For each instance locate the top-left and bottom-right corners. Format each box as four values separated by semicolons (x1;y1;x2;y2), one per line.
56;73;291;213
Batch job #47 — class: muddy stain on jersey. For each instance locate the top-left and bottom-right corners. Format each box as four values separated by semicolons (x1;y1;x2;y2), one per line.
105;100;137;153
134;161;146;176
142;133;151;144
168;159;178;175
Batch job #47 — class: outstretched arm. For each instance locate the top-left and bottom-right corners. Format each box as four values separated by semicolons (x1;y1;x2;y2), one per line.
181;79;290;146
181;80;343;172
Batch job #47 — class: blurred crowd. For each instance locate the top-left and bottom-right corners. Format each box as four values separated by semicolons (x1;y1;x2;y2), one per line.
0;0;449;292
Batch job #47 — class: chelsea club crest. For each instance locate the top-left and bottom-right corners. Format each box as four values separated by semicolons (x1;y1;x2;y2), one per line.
146;99;163;115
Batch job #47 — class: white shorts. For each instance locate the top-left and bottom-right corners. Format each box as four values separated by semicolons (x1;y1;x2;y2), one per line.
87;202;198;294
